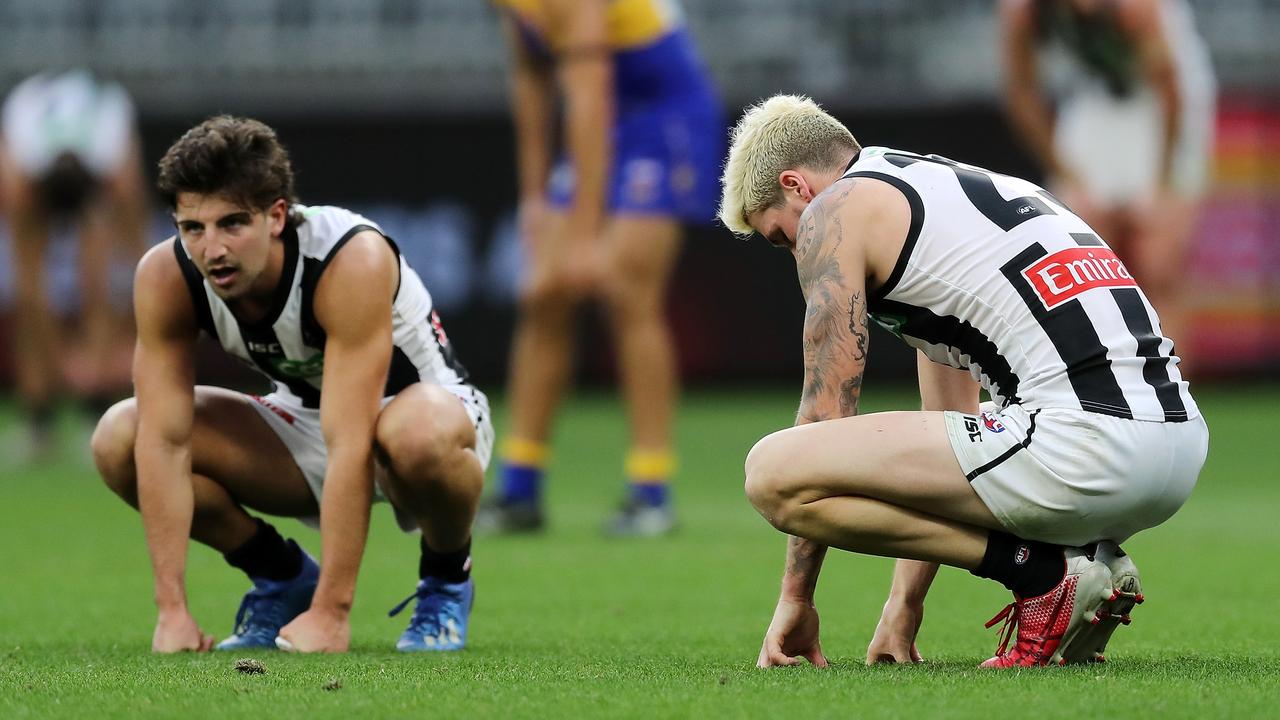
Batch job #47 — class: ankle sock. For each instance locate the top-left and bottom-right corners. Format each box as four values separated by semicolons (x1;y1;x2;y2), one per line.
420;536;471;583
972;530;1066;598
223;518;304;581
626;449;674;507
499;438;548;502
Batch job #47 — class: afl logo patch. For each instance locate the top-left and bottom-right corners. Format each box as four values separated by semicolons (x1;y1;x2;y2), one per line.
981;411;1006;434
1014;545;1031;565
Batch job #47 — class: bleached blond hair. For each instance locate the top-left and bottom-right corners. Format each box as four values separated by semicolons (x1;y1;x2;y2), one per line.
717;95;859;236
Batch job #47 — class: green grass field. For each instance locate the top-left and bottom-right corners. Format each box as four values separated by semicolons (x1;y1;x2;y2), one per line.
2;385;1278;718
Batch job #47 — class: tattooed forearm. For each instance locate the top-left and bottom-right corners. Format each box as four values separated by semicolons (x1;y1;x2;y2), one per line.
836;291;869;416
795;184;870;425
782;535;829;600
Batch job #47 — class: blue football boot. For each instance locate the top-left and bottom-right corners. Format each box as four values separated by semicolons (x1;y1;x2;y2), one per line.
389;576;474;652
216;542;320;651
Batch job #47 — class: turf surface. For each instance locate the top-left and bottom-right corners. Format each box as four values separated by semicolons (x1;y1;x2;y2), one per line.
2;385;1278;718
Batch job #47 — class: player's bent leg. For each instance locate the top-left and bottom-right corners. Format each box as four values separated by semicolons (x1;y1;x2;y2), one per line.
375;383;483;548
744;411;1002;534
375;383;483;652
599;214;682;536
743;411;1114;667
480;210;581;532
91;387;321;650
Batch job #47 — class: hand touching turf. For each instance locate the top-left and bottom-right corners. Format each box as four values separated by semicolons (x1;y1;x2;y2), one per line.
275;607;350;653
757;597;829;668
866;599;925;665
153;609;215;653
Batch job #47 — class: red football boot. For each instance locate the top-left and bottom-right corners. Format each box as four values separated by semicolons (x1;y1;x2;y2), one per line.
980;546;1113;668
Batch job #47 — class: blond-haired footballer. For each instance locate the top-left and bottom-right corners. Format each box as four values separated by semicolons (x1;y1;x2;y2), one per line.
721;95;1206;668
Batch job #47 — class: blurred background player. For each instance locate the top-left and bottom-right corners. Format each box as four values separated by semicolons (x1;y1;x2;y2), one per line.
1001;0;1216;372
0;70;147;463
478;0;724;535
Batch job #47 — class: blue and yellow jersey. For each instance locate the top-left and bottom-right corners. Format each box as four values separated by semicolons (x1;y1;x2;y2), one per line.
495;0;683;52
495;0;724;222
494;0;715;109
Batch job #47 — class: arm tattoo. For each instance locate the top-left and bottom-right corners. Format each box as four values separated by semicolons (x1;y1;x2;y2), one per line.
783;535;829;598
795;183;869;424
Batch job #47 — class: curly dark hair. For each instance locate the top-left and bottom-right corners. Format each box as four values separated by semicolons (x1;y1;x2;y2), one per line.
156;115;297;212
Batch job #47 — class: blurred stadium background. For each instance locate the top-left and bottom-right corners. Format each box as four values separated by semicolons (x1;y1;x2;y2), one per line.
1;0;1277;391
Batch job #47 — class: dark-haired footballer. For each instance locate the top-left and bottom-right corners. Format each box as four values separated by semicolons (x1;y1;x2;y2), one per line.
91;116;492;653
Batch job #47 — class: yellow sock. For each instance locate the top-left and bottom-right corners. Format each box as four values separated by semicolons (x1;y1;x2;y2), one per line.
501;437;550;468
625;449;676;484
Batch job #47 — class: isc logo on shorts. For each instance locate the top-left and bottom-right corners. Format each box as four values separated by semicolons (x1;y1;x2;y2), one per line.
1023;247;1136;310
964;416;983;443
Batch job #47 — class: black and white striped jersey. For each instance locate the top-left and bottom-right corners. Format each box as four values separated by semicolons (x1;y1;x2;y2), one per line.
171;204;470;408
847;147;1197;423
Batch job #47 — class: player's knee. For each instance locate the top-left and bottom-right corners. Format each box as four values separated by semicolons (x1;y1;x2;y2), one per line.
377;388;476;489
92;399;139;498
744;433;801;528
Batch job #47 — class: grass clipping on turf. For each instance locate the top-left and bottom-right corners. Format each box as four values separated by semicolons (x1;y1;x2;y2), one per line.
234;659;266;675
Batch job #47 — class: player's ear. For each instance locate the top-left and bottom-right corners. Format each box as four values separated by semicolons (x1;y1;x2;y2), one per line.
266;198;289;237
779;169;807;200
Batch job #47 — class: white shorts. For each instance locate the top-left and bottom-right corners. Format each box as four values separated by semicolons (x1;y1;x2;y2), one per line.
243;384;494;533
944;403;1207;546
1055;84;1215;205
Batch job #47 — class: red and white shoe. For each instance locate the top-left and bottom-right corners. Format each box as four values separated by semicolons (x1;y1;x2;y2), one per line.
1059;540;1144;664
980;546;1114;668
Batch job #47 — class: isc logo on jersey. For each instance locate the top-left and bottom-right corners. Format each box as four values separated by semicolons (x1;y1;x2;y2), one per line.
1022;247;1136;310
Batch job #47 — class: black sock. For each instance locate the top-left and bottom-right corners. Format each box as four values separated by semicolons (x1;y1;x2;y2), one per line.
419;537;471;583
972;530;1066;598
223;518;304;581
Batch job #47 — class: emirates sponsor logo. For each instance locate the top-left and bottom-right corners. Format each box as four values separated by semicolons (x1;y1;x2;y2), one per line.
1023;247;1136;310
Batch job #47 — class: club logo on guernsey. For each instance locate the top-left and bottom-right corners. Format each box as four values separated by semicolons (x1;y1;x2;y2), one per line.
271;353;324;379
1022;247;1136;310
